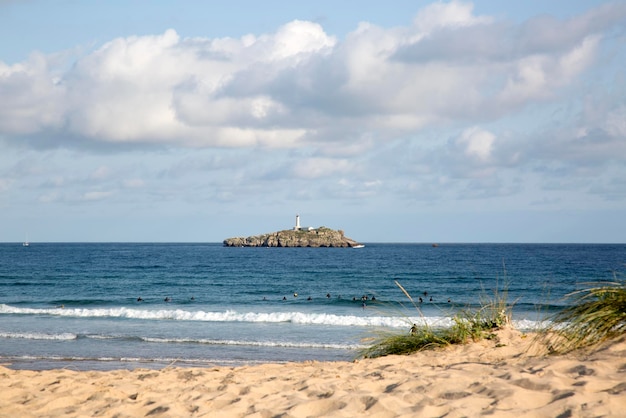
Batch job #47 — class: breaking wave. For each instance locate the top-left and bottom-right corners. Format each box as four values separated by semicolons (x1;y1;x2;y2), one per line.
0;304;543;330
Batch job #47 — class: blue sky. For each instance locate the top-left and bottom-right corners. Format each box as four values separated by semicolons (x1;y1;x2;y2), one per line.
1;1;625;243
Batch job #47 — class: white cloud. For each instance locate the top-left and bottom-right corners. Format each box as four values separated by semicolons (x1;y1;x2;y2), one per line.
412;0;492;35
82;191;113;201
1;0;626;234
458;127;495;161
1;2;624;154
291;157;355;179
0;52;66;134
498;34;600;105
267;20;336;61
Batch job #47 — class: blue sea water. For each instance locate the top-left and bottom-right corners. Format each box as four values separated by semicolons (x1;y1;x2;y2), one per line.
0;242;624;371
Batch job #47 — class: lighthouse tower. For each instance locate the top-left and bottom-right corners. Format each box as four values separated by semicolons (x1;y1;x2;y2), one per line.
294;214;301;230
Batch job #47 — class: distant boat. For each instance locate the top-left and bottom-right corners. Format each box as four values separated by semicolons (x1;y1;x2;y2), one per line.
352;244;365;249
22;233;30;247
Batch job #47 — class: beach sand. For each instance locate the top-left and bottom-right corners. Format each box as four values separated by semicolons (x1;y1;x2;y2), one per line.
1;329;625;417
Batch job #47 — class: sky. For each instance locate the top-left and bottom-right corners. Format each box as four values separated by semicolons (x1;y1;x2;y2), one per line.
1;0;625;243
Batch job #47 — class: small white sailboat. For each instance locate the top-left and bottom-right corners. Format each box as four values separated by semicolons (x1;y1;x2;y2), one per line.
22;233;30;247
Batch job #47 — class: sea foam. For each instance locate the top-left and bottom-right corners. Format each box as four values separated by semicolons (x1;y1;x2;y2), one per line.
0;331;77;340
0;304;544;330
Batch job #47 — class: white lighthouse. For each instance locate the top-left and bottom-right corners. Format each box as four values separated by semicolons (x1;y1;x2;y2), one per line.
294;214;301;230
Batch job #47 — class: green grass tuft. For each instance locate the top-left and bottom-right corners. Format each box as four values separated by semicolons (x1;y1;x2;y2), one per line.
360;327;451;358
541;279;626;354
359;280;514;359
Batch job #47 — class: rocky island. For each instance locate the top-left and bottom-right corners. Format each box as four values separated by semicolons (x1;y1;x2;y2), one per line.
223;215;363;248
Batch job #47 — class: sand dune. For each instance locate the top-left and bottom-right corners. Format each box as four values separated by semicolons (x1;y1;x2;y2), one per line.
1;329;625;417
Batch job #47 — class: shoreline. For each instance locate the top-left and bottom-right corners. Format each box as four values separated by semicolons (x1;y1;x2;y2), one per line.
1;356;304;373
2;329;625;417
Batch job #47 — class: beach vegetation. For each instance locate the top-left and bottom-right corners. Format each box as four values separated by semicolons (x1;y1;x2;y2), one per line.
360;280;514;358
539;279;626;354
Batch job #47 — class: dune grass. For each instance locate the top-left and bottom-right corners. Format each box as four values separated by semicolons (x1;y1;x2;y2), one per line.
540;279;626;354
360;280;513;359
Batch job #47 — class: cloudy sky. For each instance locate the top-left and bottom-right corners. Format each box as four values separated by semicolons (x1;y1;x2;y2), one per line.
1;1;625;243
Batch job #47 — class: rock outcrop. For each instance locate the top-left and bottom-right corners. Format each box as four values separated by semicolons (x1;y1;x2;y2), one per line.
223;227;362;248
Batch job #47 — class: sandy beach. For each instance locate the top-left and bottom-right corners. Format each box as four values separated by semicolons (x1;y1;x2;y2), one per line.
1;329;625;417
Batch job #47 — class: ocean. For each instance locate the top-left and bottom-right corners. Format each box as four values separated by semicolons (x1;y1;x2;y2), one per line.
1;242;624;371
